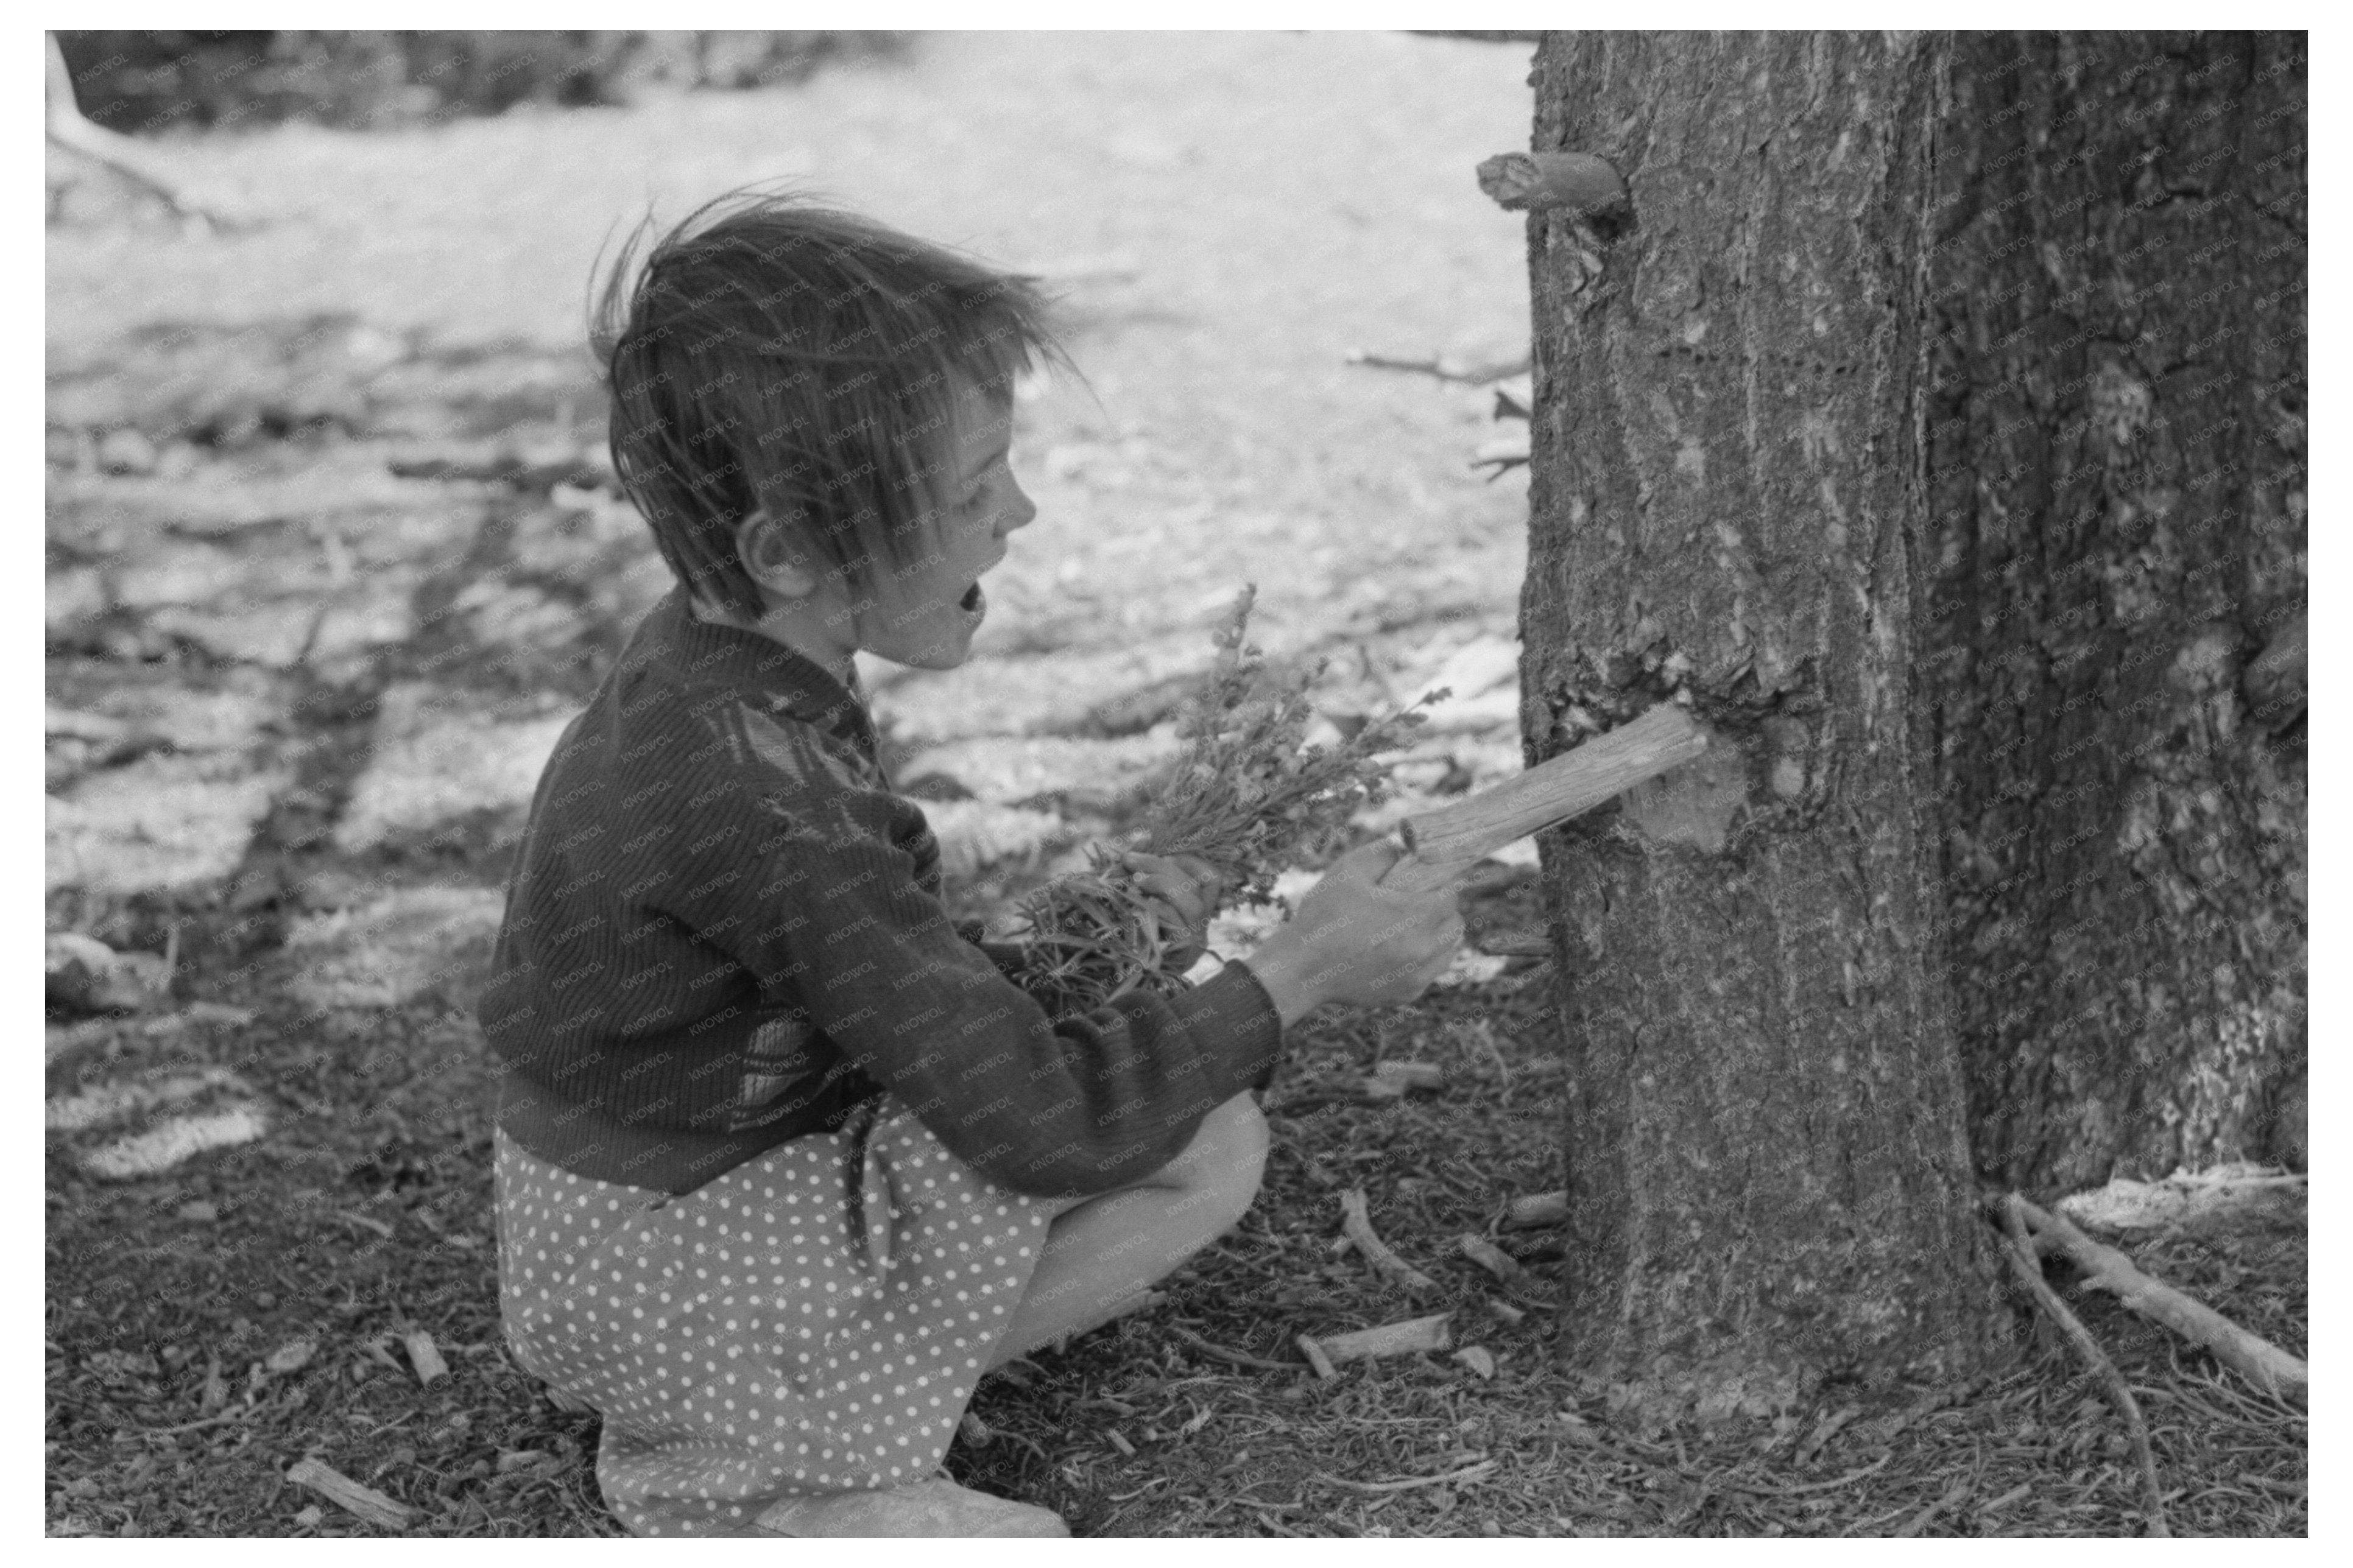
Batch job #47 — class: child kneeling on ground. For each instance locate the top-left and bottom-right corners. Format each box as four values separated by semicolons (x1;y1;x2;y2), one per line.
478;191;1467;1538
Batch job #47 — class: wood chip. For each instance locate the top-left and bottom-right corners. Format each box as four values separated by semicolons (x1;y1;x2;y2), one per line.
1503;1190;1567;1228
1484;1296;1527;1326
1456;1232;1529;1285
1295;1335;1339;1380
1106;1429;1137;1457
1338;1189;1438;1296
285;1457;411;1530
1362;1060;1445;1099
264;1339;315;1376
401;1329;448;1387
958;1412;992;1446
1452;1346;1497;1379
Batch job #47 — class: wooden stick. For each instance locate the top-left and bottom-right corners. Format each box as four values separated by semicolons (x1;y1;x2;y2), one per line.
1383;705;1706;892
1998;1194;2170;1538
1313;1460;1497;1494
2013;1194;2306;1404
1339;1189;1439;1296
284;1457;412;1531
1313;1313;1453;1364
1168;1324;1294;1374
1294;1335;1340;1380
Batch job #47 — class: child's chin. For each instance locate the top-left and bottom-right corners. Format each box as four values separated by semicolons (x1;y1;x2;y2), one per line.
887;636;975;671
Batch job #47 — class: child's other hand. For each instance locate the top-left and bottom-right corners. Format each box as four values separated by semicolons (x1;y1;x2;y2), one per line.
1120;851;1225;973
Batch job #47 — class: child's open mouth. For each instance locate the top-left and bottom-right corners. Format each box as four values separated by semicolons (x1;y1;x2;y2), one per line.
958;580;986;618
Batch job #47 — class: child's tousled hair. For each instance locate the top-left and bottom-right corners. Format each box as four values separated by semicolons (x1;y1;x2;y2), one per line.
591;187;1073;621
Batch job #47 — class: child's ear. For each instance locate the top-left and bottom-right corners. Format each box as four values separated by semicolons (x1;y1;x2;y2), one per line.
736;510;820;600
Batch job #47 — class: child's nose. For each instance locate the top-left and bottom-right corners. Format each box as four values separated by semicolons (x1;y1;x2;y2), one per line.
996;482;1037;537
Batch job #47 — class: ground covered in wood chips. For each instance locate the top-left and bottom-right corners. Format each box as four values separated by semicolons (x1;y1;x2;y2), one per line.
46;31;2304;1540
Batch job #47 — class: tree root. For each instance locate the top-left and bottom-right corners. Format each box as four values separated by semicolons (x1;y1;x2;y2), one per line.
2013;1192;2307;1404
1998;1192;2170;1538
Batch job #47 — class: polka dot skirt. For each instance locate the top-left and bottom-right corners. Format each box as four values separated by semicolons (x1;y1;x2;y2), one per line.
495;1094;1058;1538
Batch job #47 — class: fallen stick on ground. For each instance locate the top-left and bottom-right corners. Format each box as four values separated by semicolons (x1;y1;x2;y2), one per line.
1168;1324;1293;1374
1338;1189;1438;1296
1727;1453;1893;1497
1312;1460;1497;1494
285;1457;412;1531
1999;1193;2170;1538
1302;1313;1453;1368
2013;1194;2307;1404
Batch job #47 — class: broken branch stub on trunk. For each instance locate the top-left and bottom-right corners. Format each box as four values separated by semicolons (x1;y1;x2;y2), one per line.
1382;703;1705;893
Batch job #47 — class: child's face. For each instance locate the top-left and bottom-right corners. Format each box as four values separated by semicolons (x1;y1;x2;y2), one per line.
851;377;1035;670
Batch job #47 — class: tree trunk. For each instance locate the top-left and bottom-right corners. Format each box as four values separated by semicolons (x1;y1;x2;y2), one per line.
1517;29;2305;1412
1917;32;2307;1192
1519;32;2005;1417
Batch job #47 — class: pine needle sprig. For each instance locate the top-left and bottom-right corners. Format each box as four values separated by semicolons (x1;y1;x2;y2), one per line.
1005;586;1447;1019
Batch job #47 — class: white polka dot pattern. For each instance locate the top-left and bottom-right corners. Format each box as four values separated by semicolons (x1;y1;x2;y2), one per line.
493;1095;1056;1537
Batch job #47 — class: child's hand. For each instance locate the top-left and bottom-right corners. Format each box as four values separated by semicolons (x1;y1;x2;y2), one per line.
1120;851;1225;974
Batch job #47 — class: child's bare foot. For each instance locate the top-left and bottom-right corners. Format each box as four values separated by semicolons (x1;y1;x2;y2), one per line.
752;1475;1068;1538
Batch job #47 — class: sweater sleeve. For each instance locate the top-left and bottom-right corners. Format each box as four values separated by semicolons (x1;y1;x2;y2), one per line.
655;729;1284;1199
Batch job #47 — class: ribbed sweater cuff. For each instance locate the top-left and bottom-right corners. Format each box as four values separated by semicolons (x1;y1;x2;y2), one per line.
1168;961;1285;1097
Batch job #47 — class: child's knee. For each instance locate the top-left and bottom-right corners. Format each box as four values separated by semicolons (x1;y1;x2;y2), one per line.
1167;1092;1267;1207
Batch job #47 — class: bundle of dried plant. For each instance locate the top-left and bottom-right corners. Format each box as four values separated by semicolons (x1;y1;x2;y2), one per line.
1006;586;1445;1020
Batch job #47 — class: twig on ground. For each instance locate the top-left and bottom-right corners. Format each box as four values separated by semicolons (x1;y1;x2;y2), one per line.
285;1457;412;1531
1168;1324;1293;1373
1313;1460;1498;1493
1729;1453;1894;1497
2011;1192;2307;1403
1295;1335;1339;1380
1794;1404;1860;1466
1999;1192;2170;1538
1339;1189;1438;1296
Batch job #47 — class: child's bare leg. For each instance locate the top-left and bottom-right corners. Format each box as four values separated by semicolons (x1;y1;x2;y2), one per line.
988;1092;1268;1368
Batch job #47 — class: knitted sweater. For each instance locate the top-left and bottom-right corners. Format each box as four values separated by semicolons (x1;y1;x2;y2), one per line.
476;589;1285;1198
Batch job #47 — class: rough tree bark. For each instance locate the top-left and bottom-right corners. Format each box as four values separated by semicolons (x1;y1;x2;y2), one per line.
1917;32;2307;1191
1519;31;2003;1416
1515;30;2305;1411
